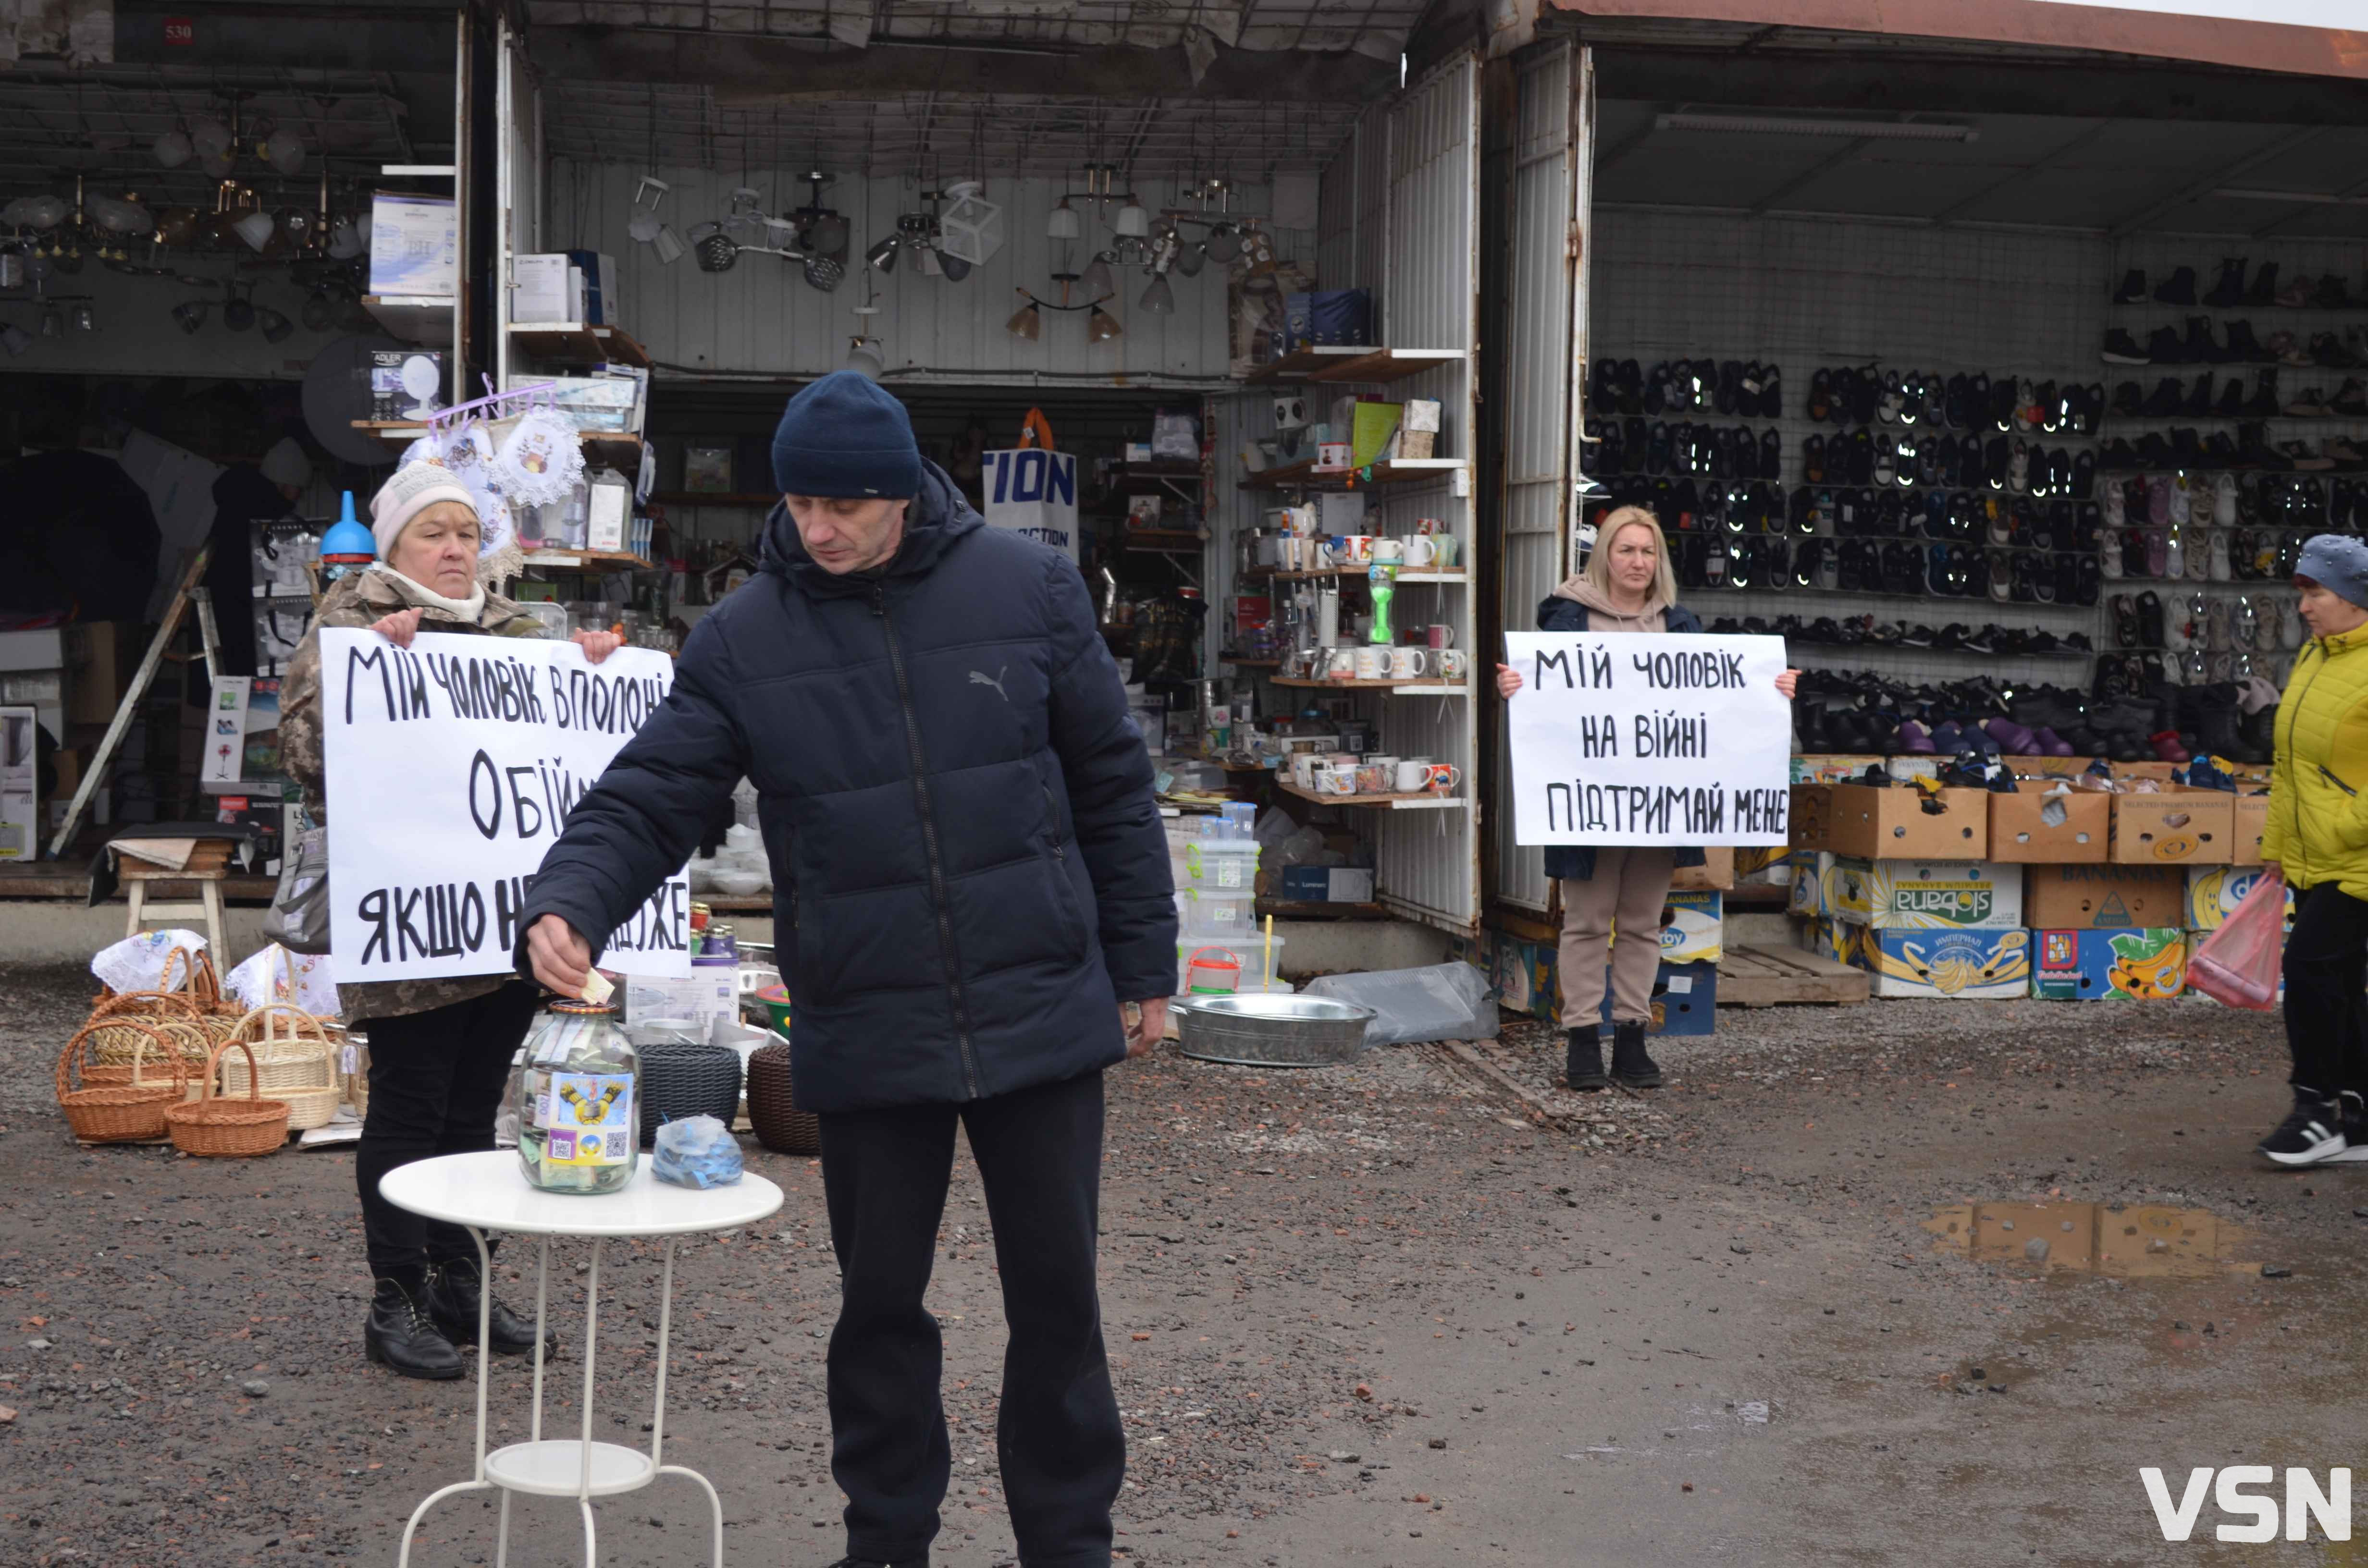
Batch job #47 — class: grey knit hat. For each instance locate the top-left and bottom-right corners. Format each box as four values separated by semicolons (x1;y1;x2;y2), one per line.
2297;533;2368;609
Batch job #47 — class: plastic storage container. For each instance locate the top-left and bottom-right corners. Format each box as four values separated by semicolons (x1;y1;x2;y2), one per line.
1173;839;1260;892
1175;888;1258;935
1174;933;1288;996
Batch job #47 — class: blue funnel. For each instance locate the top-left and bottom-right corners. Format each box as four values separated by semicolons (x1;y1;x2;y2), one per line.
321;490;376;562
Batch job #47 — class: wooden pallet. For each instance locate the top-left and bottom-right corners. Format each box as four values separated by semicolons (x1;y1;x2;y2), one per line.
1718;943;1869;1008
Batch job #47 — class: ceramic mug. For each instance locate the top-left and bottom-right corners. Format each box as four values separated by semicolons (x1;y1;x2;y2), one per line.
1365;755;1399;780
1292;753;1320;790
1415;516;1445;535
1431;534;1460;569
1354;645;1389;680
1371;537;1406;565
1356;761;1392;794
1388;646;1431;679
1393;758;1433;793
1341;535;1376;564
1403;535;1440;568
1436;649;1469;681
1424;624;1456;649
1324;647;1358;681
1322;763;1359;796
1424;762;1463;793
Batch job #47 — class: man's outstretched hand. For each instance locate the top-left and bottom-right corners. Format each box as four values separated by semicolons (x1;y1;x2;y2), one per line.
527;913;593;996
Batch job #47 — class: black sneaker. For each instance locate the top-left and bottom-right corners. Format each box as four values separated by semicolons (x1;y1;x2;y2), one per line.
2102;328;2149;365
2113;268;2148;305
2153;265;2198;306
2330;1091;2368;1163
2258;1091;2347;1167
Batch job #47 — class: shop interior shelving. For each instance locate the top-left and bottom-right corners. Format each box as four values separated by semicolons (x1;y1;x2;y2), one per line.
1244;345;1467;385
362;295;456;346
506;321;652;368
1275;779;1468;810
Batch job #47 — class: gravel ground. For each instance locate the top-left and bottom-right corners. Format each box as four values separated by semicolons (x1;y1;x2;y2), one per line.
3;961;2362;1568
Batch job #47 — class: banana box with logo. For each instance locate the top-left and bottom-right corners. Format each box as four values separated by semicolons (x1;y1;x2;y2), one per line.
1831;923;2032;1000
2108;785;2233;866
1597;959;1717;1037
2030;928;2187;1001
1788;851;1832;918
1656;890;1723;965
2185;865;2295;933
1827;858;2022;931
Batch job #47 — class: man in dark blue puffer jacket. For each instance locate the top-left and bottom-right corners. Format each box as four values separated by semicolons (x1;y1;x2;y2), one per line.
518;371;1176;1568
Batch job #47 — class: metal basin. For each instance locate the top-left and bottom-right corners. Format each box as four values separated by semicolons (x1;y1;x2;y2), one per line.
1173;993;1375;1068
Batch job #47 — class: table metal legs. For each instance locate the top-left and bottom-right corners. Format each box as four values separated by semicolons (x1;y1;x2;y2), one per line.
394;1232;723;1567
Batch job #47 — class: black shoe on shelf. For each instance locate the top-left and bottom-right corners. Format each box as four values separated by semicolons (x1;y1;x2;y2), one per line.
365;1277;466;1381
1609;1019;1663;1089
2102;328;2149;365
428;1256;556;1357
2153;265;2198;306
2258;1090;2347;1167
2245;260;2280;307
2113;267;2149;305
2203;257;2247;309
1566;1028;1610;1091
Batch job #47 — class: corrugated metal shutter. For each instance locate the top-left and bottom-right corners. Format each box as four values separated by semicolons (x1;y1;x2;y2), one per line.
1491;40;1592;915
1371;52;1481;932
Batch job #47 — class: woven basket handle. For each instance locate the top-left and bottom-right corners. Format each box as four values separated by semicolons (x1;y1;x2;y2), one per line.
56;1018;185;1098
236;1003;337;1089
158;943;199;996
191;948;226;1007
91;987;203;1022
202;1038;263;1106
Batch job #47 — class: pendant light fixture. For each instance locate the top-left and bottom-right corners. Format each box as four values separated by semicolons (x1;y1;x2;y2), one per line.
1080;251;1115;300
1139;274;1175;315
1086;304;1121;344
1047;198;1081;241
1005;293;1042;341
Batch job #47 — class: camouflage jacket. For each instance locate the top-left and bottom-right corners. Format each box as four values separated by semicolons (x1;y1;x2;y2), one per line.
280;568;550;1024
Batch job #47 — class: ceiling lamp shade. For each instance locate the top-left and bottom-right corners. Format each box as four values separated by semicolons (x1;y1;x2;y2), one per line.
937;180;1005;267
262;127;308;176
1174;240;1205;278
1080;251;1114;299
1046;198;1081;241
1086;305;1122;343
1139;274;1175;315
233;209;276;252
172;299;208;334
865;233;900;274
936;247;970;282
1113;197;1149;238
1205;222;1240;263
2;195;65;230
153;128;193;169
190;117;234;161
325;214;365;259
847;334;886;379
1006;294;1041;341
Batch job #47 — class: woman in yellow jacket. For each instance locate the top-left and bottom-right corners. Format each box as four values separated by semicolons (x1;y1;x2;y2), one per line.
2257;534;2368;1166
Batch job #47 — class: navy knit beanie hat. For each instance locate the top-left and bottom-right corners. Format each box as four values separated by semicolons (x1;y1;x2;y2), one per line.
771;370;923;499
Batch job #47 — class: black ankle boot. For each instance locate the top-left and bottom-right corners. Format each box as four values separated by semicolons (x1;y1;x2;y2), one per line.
427;1257;553;1357
365;1276;465;1380
1609;1020;1664;1089
1565;1028;1609;1091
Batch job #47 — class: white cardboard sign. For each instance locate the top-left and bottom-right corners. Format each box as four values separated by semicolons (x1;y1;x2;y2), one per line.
1504;631;1792;846
319;627;693;983
981;448;1079;562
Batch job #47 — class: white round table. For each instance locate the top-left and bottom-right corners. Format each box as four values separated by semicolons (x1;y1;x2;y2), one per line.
379;1150;784;1568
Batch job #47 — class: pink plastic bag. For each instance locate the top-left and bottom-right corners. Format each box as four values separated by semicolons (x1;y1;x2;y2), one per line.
2187;870;2286;1011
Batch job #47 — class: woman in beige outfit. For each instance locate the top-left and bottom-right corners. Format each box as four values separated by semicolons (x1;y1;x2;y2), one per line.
1497;507;1797;1090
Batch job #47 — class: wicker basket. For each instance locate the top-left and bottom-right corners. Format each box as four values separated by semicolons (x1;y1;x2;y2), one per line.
222;1004;342;1130
165;1040;291;1158
638;1041;745;1148
57;1019;187;1143
338;1027;369;1119
186;950;249;1047
83;1007;212;1098
744;1040;820;1156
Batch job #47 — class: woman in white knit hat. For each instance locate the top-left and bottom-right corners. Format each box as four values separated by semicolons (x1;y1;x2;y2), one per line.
279;461;623;1379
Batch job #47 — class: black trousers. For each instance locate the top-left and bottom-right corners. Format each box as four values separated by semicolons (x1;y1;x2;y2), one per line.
2283;882;2368;1098
356;981;541;1276
819;1068;1122;1568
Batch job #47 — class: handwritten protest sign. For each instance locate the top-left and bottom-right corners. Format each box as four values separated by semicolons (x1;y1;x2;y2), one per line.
1504;631;1791;846
319;628;692;984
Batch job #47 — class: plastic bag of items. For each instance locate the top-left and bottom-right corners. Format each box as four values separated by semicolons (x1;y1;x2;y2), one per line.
1302;962;1498;1047
652;1113;743;1188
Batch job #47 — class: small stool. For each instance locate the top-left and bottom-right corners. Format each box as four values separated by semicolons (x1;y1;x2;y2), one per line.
121;854;231;956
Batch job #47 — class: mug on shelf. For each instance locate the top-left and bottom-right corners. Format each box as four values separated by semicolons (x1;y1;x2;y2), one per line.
1392;758;1434;793
1403;535;1440;568
1324;647;1358;681
1388;646;1431;680
1436;649;1469;681
1321;763;1360;796
1290;754;1319;790
1354;645;1390;680
1339;535;1376;564
1356;761;1392;795
1424;762;1464;794
1371;537;1406;565
1424;624;1457;649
